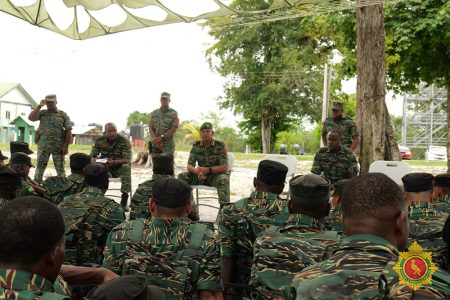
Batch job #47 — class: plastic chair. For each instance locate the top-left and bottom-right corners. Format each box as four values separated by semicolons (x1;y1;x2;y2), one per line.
191;152;235;210
262;154;298;199
368;160;412;186
105;172;133;199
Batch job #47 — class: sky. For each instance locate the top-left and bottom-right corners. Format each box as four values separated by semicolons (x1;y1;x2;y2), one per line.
0;3;403;131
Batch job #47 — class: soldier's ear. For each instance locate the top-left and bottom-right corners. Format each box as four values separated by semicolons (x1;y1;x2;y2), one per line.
149;198;157;214
185;200;193;216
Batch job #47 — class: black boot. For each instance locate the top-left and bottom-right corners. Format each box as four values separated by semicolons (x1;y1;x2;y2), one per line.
121;193;129;212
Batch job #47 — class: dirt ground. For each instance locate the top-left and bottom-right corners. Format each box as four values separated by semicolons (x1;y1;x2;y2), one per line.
25;151;447;222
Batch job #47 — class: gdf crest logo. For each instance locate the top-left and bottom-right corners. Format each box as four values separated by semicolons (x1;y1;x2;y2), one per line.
393;241;438;290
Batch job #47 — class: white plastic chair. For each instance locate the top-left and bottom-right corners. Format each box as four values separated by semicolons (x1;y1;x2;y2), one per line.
191;152;235;209
262;154;298;199
368;160;412;186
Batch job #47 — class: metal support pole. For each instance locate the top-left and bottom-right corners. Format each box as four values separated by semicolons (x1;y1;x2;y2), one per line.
320;64;330;147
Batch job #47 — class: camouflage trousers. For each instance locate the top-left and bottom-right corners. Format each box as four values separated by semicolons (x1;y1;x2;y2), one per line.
35;145;66;183
150;139;175;155
177;172;230;207
108;164;131;194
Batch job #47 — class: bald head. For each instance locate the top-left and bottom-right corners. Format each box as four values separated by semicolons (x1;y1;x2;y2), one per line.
104;123;118;141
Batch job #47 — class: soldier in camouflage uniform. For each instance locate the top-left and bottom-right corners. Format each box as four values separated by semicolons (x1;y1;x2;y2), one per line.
218;160;288;298
149;92;179;154
103;177;223;299
10;141;34;155
251;174;341;300
0;150;7;166
9;152;47;198
178;122;230;207
91;122;132;211
402;173;448;268
28;94;72;183
43;153;91;205
288;173;450;300
311;129;359;183
433;173;450;215
58;163;125;266
325;178;349;231
321;101;360;150
0;166;21;209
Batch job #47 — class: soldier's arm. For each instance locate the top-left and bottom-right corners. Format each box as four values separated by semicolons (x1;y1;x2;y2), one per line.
101;225;127;275
59;265;118;285
349;122;360;151
197;234;225;297
311;153;322;175
187;145;199;174
90;140;100;159
321;121;328;146
29;99;46;121
162;111;179;138
211;145;228;175
63;113;73;154
347;153;359;177
114;139;132;166
148;112;157;139
217;206;236;294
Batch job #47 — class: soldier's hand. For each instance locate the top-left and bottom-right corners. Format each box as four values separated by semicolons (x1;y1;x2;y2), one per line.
61;145;69;155
39;99;47;107
153;137;162;144
106;159;115;167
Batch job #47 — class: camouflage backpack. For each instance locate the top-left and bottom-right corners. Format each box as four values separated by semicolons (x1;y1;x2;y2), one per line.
122;219;207;300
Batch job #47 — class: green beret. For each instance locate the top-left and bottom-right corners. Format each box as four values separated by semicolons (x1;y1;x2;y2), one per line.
200;122;213;131
333;179;350;196
289;174;331;201
332;102;344;110
152;177;192;208
160;92;171;99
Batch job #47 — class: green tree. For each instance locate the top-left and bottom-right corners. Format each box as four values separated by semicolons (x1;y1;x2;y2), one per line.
126;111;149;126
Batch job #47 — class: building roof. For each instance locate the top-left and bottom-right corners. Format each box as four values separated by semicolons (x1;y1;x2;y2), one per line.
9;115;35;127
72;126;103;136
0;83;38;107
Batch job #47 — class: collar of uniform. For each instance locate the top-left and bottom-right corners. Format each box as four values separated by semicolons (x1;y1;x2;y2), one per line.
436;194;450;203
85;186;103;194
326;146;345;154
409;201;429;209
68;173;85;184
281;213;325;231
339;234;399;256
152;174;171;180
200;139;215;147
249;191;279;202
149;217;191;228
0;269;55;293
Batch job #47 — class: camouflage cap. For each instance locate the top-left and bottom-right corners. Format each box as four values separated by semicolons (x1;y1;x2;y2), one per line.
10;141;33;155
160;92;171;99
200;122;213;131
0;150;8;160
45;94;57;102
401;172;434;192
9;152;34;168
434;173;450;189
289;174;331;201
332;102;344;110
152;177;192;208
257;160;288;185
332;179;350;196
0;166;21;186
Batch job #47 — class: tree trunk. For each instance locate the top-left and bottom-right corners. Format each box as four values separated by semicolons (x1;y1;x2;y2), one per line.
262;117;272;154
447;80;450;172
355;1;401;174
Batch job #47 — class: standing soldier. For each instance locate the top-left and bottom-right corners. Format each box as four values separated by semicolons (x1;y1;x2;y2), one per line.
322;102;360;151
91;123;132;212
149;92;179;155
28;94;72;183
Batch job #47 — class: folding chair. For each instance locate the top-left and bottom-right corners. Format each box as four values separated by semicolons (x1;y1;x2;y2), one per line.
105;171;133;199
262;154;298;199
368;160;412;186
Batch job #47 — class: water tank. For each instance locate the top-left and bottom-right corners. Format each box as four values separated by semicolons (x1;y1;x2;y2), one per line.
130;124;144;139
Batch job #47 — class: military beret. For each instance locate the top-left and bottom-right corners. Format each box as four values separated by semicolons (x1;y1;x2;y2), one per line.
200;122;213;131
9;152;34;168
152;153;174;167
86;276;165;300
10;141;33;155
45;94;57;102
160;92;171;99
289;174;331;201
401;172;434;192
70;153;91;171
0;166;21;186
257;160;288;186
0;150;8;160
435;174;450;189
332;102;344;110
82;163;109;185
333;179;350;196
152;177;192;208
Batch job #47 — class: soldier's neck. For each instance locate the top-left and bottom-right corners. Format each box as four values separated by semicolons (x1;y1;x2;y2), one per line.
159;106;169;112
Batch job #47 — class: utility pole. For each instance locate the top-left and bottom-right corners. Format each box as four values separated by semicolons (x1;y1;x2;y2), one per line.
320;63;332;147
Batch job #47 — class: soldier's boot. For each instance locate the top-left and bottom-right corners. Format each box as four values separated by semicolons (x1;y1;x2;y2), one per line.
121;193;129;212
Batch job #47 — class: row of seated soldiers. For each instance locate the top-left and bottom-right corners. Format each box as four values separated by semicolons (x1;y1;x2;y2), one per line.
2;150;450;299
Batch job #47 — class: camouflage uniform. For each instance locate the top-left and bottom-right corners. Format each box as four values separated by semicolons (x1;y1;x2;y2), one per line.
325;207;343;231
322;116;359;148
311;146;359;183
251;214;341;299
90;135;132;194
0;269;70;299
43;173;86;205
58;186;125;266
149;108;179;154
19;176;40;197
35;109;72;182
102;217;223;298
178;140;229;206
434;195;450;215
288;234;449;299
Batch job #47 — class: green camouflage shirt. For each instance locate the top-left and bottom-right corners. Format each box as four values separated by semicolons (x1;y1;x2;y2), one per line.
149;108;179;153
288;234;449;299
325;206;343;231
90;135;132;163
129;174;170;220
0;269;70;299
251;214;340;300
43;173;86;205
433;195;450;215
311;146;359;184
102;217;223;294
37;109;72;148
58;186;125;266
19;176;39;197
188;140;228;168
322;116;359;147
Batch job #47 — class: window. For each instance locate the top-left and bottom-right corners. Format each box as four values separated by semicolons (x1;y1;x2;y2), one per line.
5;111;10;120
21;112;26;116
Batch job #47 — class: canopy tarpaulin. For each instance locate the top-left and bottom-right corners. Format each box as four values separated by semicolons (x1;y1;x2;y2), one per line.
0;0;389;40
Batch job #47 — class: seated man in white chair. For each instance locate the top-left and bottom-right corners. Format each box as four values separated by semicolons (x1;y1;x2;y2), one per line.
178;122;230;208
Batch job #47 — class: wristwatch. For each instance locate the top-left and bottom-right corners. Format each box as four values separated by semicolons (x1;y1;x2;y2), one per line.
160;134;165;138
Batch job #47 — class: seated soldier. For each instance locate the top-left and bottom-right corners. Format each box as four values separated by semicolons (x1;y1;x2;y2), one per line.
0;150;8;166
178;122;230;208
325;178;349;231
58;163;125;266
44;153;91;205
130;153;199;221
90;122;132;212
103;177;223;299
218;160;288;298
402;173;447;268
289;173;450;299
9;152;47;198
433;173;450;215
251;174;341;299
0;166;22;208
